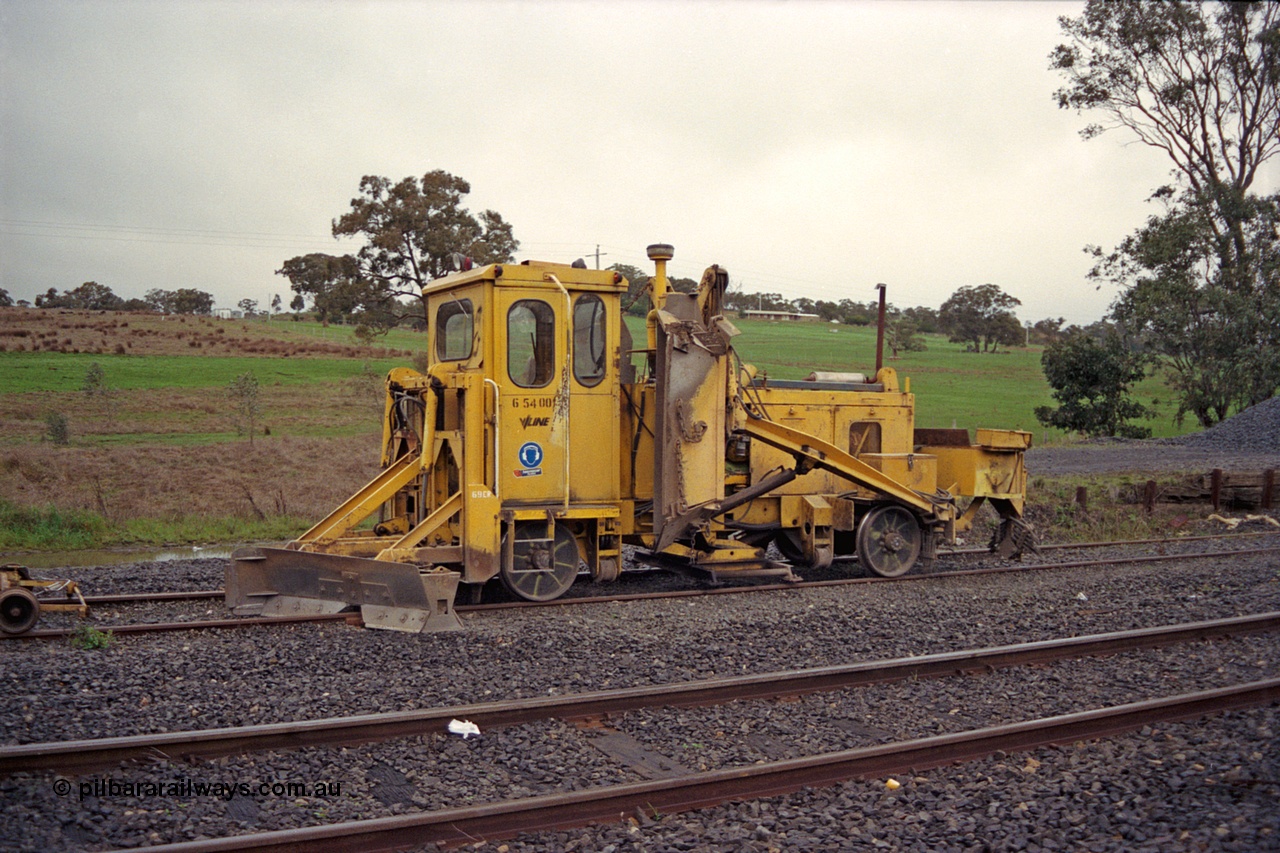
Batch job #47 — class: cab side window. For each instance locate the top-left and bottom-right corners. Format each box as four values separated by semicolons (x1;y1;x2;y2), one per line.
436;299;474;361
508;300;555;387
573;295;607;387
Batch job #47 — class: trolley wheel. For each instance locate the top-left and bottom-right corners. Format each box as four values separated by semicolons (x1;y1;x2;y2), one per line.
856;505;922;578
500;521;580;602
593;556;621;584
0;587;40;635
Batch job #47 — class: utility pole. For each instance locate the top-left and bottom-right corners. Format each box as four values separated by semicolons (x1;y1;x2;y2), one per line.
874;283;887;376
591;244;608;269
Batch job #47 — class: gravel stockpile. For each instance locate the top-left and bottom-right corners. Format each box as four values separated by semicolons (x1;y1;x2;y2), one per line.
1171;396;1280;453
1027;395;1280;476
2;545;1279;851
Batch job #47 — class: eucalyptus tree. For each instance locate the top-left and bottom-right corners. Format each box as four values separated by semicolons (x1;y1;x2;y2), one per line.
278;170;519;334
1052;1;1280;424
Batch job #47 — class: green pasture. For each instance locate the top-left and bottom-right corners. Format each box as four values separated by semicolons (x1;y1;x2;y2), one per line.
0;352;408;394
0;316;1202;444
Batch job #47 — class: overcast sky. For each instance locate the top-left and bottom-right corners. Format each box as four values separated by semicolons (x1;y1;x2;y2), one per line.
3;1;1276;325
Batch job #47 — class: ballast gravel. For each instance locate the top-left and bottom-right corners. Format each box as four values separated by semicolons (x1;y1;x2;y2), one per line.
1;540;1279;851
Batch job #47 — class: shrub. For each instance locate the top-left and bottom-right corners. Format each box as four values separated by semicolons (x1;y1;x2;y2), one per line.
44;412;69;445
227;372;262;446
81;362;108;397
1035;332;1153;439
70;625;115;650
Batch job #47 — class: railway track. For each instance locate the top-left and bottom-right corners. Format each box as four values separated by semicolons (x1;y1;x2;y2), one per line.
5;614;1278;851
27;528;1280;608
5;536;1277;852
11;539;1280;640
4;611;1277;776
119;680;1280;853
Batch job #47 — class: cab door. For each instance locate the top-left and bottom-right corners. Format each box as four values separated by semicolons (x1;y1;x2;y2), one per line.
497;290;567;504
567;292;620;502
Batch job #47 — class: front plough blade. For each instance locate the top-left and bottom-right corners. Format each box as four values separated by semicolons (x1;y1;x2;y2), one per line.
226;547;462;633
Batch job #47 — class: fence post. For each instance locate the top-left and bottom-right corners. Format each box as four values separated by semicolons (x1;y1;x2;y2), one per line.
1143;480;1157;513
1263;469;1274;511
1210;469;1223;512
1075;486;1088;513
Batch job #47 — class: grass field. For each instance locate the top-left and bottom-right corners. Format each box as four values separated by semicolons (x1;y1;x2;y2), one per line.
0;307;1205;550
2;351;409;394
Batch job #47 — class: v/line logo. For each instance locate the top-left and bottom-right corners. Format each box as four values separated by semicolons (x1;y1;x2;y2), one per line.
520;415;550;428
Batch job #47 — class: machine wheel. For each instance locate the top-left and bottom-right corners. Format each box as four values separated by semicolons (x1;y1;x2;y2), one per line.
856;505;922;578
500;521;580;602
0;587;40;635
774;530;806;564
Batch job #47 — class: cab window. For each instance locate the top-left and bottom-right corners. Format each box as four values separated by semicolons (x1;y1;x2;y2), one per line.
435;299;474;361
508;299;555;387
573;295;607;387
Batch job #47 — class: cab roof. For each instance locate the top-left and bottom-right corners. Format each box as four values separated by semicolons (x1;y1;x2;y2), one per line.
423;259;629;296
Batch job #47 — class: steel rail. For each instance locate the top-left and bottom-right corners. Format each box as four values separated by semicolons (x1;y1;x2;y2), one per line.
11;544;1280;640
83;590;224;605
941;527;1278;556
54;530;1280;606
6;611;1278;776
17;612;358;641
111;678;1280;853
467;544;1280;611
71;537;1280;612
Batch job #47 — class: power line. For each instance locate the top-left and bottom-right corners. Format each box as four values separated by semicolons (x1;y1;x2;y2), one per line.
0;218;338;251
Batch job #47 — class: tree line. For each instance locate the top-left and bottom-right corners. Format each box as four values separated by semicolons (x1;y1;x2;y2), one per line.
10;282;218;315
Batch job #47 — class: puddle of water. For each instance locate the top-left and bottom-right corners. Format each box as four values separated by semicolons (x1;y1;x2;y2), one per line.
0;545;251;570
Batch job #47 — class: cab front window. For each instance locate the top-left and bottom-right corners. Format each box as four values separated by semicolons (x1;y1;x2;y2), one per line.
508;299;555;387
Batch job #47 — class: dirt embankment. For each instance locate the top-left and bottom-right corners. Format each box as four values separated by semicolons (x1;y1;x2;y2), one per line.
0;306;413;359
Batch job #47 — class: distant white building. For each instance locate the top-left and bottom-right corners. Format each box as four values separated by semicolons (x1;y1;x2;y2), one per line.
214;309;243;319
740;309;821;322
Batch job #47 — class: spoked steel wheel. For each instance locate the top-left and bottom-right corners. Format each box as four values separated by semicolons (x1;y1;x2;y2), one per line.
856;505;922;578
0;587;40;635
500;521;580;602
